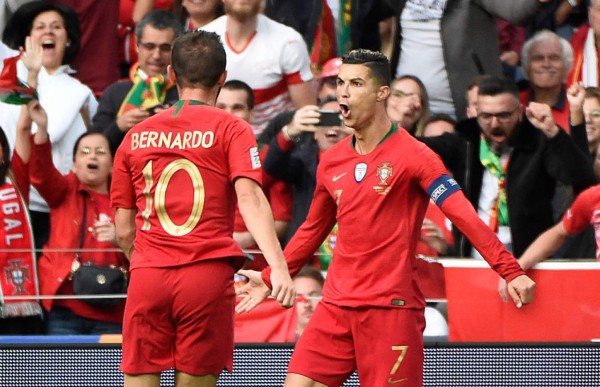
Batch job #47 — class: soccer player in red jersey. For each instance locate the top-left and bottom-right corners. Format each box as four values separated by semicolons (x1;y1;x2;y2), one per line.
237;49;536;387
111;30;295;387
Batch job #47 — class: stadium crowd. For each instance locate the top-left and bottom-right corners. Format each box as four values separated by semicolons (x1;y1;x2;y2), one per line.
0;0;597;364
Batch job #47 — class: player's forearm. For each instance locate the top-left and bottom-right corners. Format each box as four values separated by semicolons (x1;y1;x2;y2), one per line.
441;192;525;282
115;208;136;260
237;188;288;271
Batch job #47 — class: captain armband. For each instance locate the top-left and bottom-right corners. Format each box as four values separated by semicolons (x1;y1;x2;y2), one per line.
427;175;461;206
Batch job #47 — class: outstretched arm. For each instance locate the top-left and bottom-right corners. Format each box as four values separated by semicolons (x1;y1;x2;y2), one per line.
235;177;295;309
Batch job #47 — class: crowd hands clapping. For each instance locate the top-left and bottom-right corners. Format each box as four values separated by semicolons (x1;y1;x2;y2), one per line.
0;0;596;385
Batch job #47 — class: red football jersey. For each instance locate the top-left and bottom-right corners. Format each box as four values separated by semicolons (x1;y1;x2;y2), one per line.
562;185;600;260
111;100;262;269
263;126;524;309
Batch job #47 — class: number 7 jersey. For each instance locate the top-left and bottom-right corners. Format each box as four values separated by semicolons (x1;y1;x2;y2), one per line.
111;100;262;269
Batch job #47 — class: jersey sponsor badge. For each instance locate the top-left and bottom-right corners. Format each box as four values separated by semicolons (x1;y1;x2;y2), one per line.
354;163;367;182
250;147;261;169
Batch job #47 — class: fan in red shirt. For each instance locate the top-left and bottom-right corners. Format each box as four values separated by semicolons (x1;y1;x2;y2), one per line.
237;49;536;387
111;30;294;387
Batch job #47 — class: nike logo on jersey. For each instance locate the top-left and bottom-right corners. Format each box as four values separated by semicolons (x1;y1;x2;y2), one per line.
332;172;347;182
387;377;408;384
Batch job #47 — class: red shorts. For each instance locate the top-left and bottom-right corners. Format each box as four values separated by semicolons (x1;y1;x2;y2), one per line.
289;301;425;387
121;259;235;375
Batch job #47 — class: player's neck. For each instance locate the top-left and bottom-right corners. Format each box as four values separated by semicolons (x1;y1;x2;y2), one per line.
353;114;392;155
178;87;218;106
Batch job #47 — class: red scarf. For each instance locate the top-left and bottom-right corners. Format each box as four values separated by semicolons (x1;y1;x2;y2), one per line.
0;173;41;317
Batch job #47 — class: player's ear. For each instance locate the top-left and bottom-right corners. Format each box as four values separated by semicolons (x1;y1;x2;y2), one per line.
377;85;390;102
217;70;227;87
167;65;176;84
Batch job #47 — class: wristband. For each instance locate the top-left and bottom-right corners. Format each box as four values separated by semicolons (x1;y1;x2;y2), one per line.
282;125;300;143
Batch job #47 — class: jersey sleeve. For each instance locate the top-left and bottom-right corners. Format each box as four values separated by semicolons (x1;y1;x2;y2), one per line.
226;118;263;185
280;28;314;84
262;162;337;287
440;191;525;282
110;137;136;209
562;188;594;235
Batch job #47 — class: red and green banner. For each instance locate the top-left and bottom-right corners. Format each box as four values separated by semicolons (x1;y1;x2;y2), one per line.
0;54;37;105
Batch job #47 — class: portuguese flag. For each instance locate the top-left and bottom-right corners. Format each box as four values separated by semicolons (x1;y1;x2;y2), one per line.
0;54;37;105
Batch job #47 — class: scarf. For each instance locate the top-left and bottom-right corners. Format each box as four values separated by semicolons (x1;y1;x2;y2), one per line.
0;53;37;105
337;0;352;56
117;63;172;118
569;24;599;87
0;172;42;318
480;137;509;232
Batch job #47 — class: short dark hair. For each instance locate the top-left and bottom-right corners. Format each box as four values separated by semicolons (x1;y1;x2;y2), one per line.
135;9;184;42
3;1;81;65
171;30;226;89
477;75;520;100
72;132;112;161
295;266;325;287
222;80;255;110
342;49;391;87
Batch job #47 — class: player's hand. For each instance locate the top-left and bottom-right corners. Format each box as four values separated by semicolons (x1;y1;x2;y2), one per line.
498;277;509;303
235;269;271;314
506;274;535;308
116;108;150;132
269;267;295;309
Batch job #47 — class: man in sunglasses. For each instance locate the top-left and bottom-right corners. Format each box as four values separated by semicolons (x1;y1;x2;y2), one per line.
422;75;596;259
91;10;183;154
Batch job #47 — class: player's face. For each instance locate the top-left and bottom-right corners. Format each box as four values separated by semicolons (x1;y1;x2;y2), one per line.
72;134;113;193
29;11;68;73
477;93;522;155
314;100;352;152
336;64;383;131
223;0;261;21
137;25;176;77
216;88;253;122
526;39;566;89
584;97;600;150
294;276;322;334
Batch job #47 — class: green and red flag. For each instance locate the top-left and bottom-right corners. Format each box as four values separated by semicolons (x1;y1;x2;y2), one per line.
0;54;37;105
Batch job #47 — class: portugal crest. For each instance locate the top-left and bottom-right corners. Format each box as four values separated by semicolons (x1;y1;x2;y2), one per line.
373;162;393;195
4;259;30;295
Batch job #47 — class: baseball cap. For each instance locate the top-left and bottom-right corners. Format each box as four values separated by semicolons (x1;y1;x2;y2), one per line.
319;57;342;79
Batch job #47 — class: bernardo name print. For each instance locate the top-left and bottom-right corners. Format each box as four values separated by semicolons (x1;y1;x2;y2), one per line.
131;130;215;150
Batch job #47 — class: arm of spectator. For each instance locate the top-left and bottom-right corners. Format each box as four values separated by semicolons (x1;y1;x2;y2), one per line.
379;16;397;60
288;81;317;109
555;0;581;26
14;105;33;164
235;176;295;309
498;221;568;302
567;82;585;126
525;102;560;138
420;218;450;255
480;0;544;25
21;36;42;88
115;208;137;259
133;0;155;23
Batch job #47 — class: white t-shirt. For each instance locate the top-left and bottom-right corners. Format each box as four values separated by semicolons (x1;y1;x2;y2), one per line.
202;14;313;135
397;0;455;116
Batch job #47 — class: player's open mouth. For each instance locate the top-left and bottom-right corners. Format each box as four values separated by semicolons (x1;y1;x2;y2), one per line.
340;103;350;118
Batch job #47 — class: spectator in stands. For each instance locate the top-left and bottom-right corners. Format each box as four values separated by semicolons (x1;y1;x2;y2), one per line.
201;0;316;136
497;18;526;80
48;0;120;96
421;75;596;258
391;0;545;120
583;86;600;155
91;10;182;155
216;80;293;269
422;113;456;138
293;266;324;339
497;183;600;302
171;0;223;31
465;76;489;119
117;0;173;77
567;0;600;88
315;57;341;103
263;97;352;246
0;1;97;252
29;101;128;335
520;30;573;131
0;103;44;334
386;74;429;136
